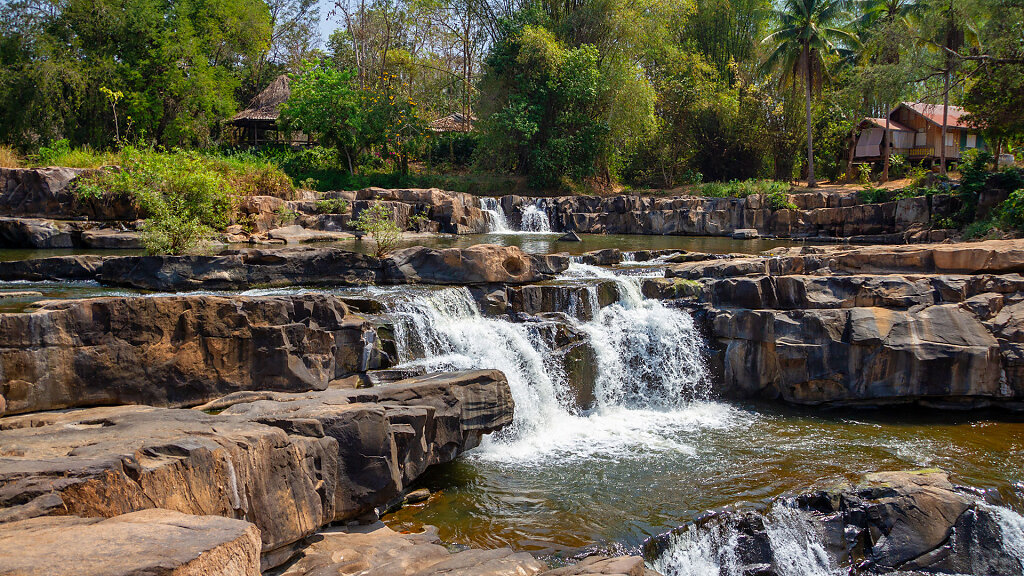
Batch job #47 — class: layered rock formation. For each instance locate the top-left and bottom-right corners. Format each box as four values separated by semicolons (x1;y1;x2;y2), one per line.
0;370;513;569
0;293;391;416
0;245;570;290
651;240;1024;408
495;192;956;241
645;470;1023;575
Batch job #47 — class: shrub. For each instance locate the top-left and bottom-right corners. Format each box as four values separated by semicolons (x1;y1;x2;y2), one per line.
963;218;998;240
889;154;907;179
200;151;295;199
78;147;236;254
693;179;794;209
33;139;118;168
314;198;349;214
0;145;21;168
997;188;1024;230
353;204;401;258
858;187;891;204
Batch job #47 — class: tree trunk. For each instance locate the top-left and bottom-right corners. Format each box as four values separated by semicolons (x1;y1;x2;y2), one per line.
847;126;857;183
803;48;817;188
882;112;891;183
940;70;950;175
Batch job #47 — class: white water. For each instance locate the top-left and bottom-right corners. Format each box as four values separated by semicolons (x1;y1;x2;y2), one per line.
384;263;715;463
520;204;552;233
654;505;839;576
989;504;1024;571
479;197;511;233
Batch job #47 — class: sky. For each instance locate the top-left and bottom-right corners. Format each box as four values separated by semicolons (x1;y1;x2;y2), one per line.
316;0;338;43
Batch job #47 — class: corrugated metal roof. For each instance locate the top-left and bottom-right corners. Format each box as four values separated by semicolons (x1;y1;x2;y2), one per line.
429;112;475;133
900;102;970;128
863;117;915;132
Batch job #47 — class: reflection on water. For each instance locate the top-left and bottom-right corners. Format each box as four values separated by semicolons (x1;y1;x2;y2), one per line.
386;403;1024;555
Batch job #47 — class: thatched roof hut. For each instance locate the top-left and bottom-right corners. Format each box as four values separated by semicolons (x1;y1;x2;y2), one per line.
231;74;291;126
429;112;475;133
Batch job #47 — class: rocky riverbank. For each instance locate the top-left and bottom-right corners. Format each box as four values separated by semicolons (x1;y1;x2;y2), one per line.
644;470;1023;575
0;168;965;249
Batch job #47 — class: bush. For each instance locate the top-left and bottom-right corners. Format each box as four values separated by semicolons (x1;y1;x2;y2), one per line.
963;218;998;239
200;152;294;199
858;187;891;204
33;139;118;168
314;198;349;214
353;204;401;258
78;147;236;254
0;145;21;168
693;179;795;209
997;188;1024;231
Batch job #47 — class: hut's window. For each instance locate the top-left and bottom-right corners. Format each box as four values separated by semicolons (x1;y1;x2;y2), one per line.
915;130;926;146
966;134;977;148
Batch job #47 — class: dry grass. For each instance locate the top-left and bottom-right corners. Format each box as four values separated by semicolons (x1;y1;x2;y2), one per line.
0;146;22;168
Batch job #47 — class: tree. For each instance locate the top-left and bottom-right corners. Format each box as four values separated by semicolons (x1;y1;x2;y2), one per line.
763;0;856;187
280;62;365;173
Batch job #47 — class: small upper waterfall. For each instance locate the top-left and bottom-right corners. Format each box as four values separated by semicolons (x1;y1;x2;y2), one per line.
520;204;552;232
479;197;511;232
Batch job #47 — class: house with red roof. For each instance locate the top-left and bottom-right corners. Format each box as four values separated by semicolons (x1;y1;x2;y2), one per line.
854;102;987;168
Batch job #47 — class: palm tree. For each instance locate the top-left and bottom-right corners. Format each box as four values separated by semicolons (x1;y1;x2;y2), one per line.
856;0;921;182
763;0;857;188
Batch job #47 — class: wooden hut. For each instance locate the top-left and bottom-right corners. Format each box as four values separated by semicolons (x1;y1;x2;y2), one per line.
228;75;310;147
854;102;987;167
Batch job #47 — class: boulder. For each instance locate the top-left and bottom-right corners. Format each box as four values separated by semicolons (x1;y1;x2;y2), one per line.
0;405;334;567
578;248;622;266
559;231;583;242
80;228;143;249
645;470;1024;576
0;509;262;576
0;293;387;415
0;370;515;569
0;255;107;281
0;167;137;220
0;217;74;248
385;245;567;285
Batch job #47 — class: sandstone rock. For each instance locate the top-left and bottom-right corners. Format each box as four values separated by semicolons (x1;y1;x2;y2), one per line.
0;405;333;567
645;470;1023;576
0;509;261;576
507;282;619;321
98;247;385;291
268;225;352;244
385;245;567;285
731;228;759;239
559;231;583;242
0;167;137;220
0;293;386;415
279;522;545;576
0;371;515;569
0;254;108;281
0;217;74;248
578;249;622;266
238;195;286;233
80;227;142;249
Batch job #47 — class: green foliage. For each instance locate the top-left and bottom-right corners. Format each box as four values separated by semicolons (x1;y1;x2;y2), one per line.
314;198;350;214
692;179;795;209
353;204;402;257
963;218;998;240
997;188;1024;231
77;147;237;254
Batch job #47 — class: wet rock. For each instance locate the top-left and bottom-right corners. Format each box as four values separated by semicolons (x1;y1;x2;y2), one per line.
0;509;262;576
559;231;583;242
731;228;759;239
268;225;352;244
0;293;388;415
646;470;1023;576
578;249;622;266
507;282;618;321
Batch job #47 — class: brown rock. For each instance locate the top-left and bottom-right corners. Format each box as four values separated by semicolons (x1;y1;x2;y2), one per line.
0;293;385;415
0;509;261;576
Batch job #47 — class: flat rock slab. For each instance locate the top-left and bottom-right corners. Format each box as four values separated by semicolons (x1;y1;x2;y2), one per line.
278;522;546;576
0;509;261;576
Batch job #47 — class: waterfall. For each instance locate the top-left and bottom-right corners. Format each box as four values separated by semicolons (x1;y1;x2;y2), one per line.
653;505;839;576
383;265;712;460
479;197;510;233
520;204;552;233
988;504;1024;571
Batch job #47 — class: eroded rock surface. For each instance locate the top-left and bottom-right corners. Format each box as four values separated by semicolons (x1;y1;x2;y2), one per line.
656;240;1024;408
645;470;1024;575
0;509;262;576
0;293;389;415
0;370;513;569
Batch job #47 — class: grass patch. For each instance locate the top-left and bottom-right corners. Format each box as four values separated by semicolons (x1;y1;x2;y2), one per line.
691;179;796;210
0;145;22;168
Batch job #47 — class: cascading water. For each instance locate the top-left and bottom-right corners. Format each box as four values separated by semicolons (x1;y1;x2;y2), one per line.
479;197;511;233
383;262;715;461
520;204;552;233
